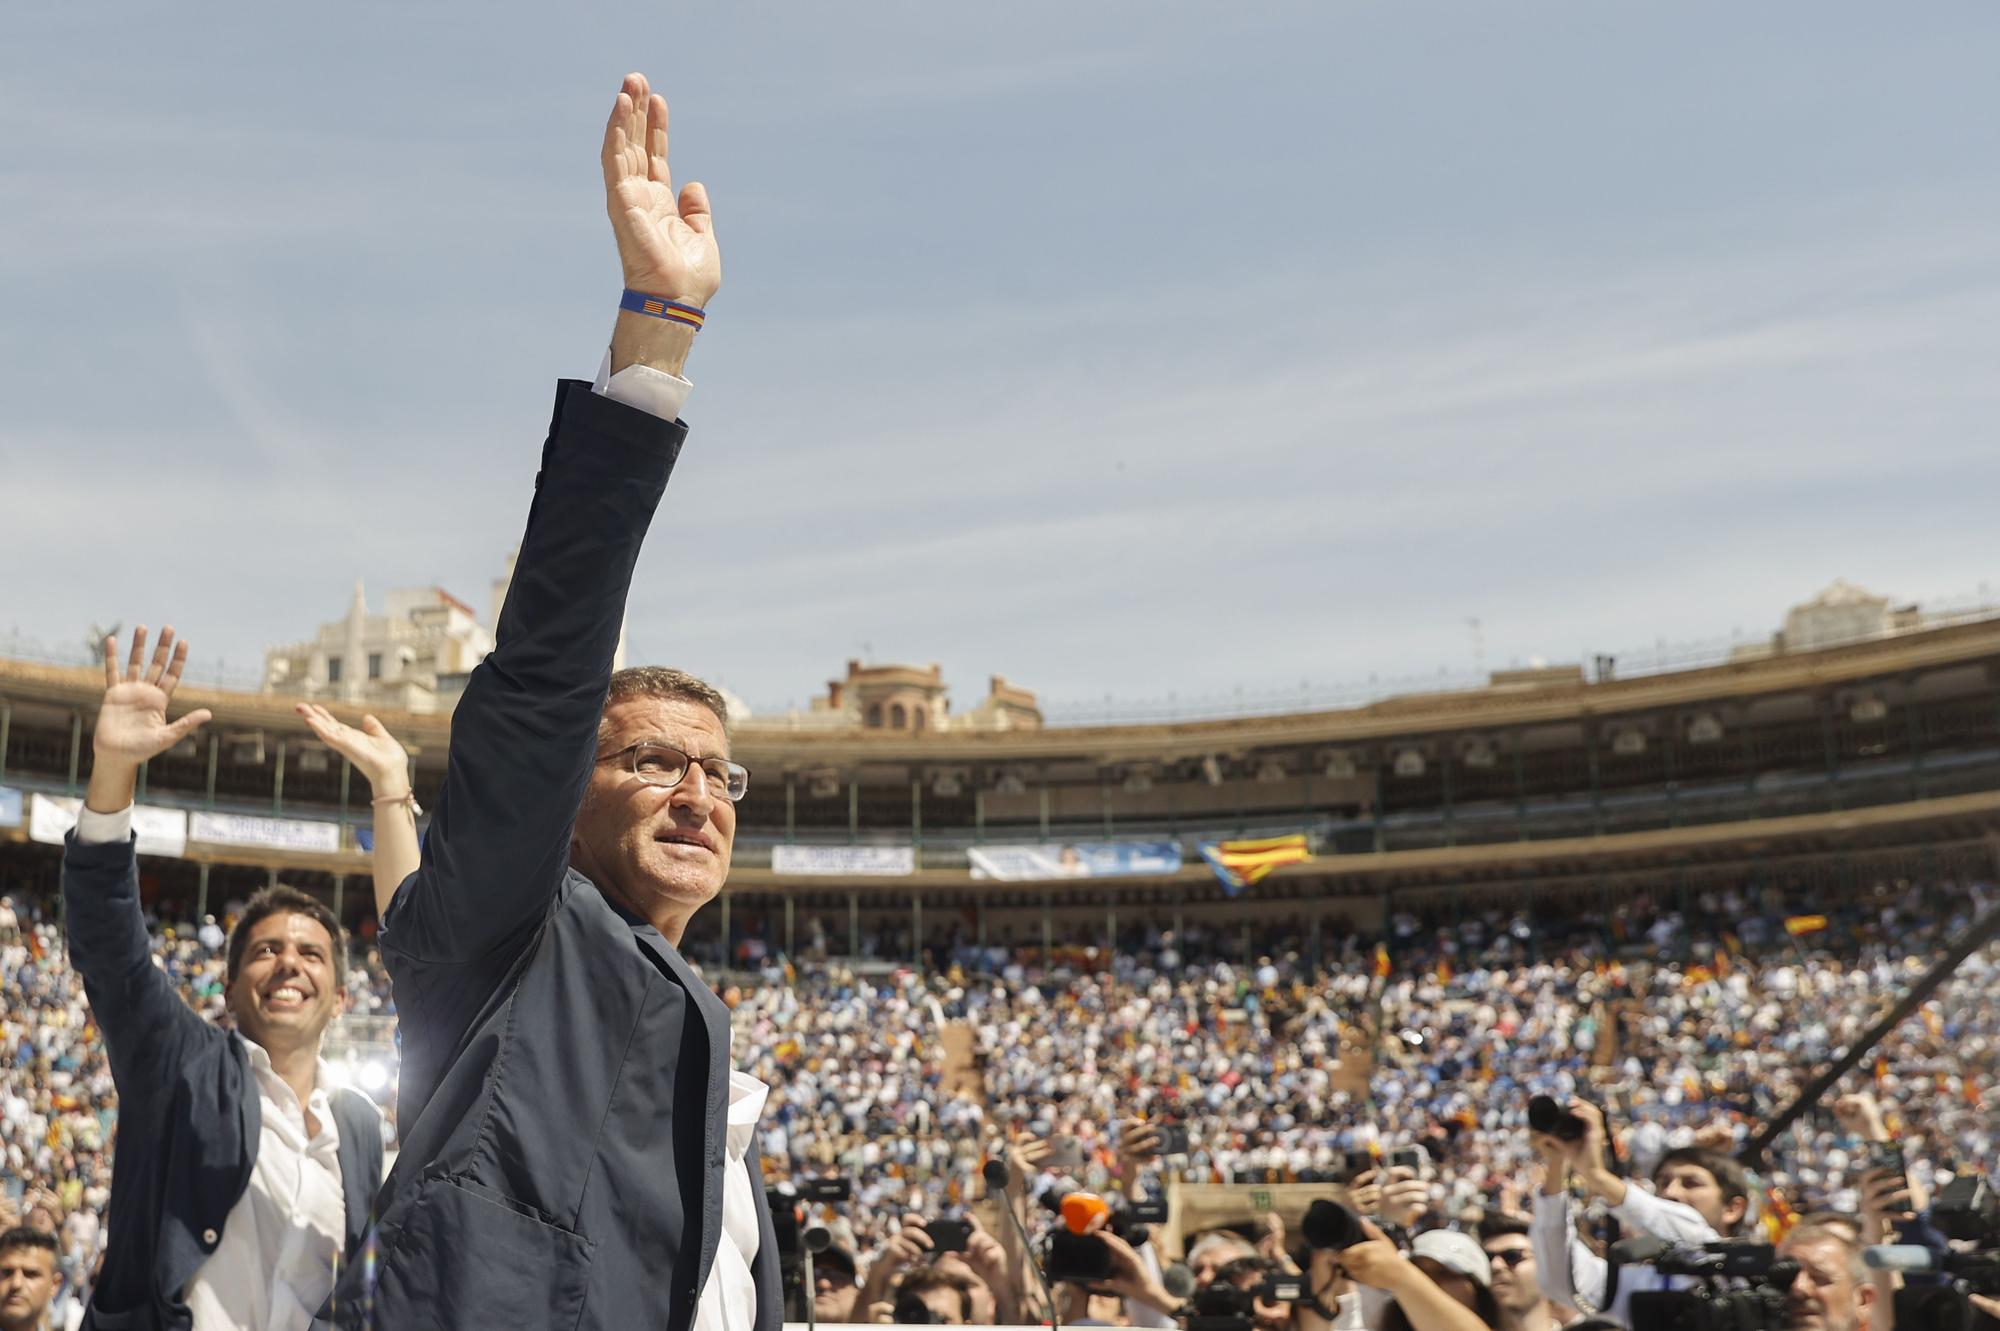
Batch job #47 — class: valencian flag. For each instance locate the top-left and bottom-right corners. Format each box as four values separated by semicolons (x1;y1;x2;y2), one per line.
1199;833;1311;895
1784;914;1829;937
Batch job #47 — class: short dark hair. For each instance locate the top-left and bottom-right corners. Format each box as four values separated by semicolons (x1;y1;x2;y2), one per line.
1478;1215;1531;1243
602;666;731;740
225;886;347;983
0;1225;58;1261
1655;1148;1751;1207
897;1267;974;1322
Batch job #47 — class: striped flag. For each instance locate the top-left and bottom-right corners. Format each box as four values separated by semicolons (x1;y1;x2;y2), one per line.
1198;833;1310;895
1785;914;1829;937
1373;943;1393;978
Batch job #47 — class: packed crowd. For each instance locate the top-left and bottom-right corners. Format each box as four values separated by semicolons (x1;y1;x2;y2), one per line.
1;872;1993;1327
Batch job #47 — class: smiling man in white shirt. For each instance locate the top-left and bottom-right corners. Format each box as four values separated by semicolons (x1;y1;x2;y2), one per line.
62;627;384;1331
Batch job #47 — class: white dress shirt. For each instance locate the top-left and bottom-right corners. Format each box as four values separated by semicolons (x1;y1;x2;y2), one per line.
1531;1185;1719;1325
589;355;772;1331
75;804;350;1331
692;1072;772;1331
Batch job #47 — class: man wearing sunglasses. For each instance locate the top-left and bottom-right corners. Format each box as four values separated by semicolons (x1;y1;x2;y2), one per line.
1479;1218;1569;1331
328;74;778;1331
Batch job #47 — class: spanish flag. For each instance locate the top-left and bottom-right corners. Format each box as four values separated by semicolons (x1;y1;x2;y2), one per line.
1761;1186;1798;1242
1199;833;1311;895
1785;915;1828;937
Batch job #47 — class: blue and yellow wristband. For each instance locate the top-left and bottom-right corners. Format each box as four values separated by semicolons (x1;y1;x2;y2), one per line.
619;289;706;330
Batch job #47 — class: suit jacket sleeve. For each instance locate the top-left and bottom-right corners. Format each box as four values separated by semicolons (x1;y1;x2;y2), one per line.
384;381;684;971
60;832;213;1113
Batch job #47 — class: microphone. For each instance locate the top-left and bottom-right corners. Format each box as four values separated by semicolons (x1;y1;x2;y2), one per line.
1609;1237;1673;1268
1163;1263;1197;1302
802;1224;830;1331
984;1158;1061;1331
1863;1245;1944;1273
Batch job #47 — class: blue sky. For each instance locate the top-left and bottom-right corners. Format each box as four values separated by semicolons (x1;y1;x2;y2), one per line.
5;4;1998;720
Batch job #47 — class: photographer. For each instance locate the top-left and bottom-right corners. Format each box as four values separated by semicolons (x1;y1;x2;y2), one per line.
860;1214;1018;1326
1531;1101;1749;1324
1776;1218;1875;1331
1339;1224;1503;1331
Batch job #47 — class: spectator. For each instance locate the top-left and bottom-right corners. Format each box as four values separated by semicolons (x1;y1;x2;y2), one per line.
1478;1217;1566;1331
892;1266;976;1325
0;1226;61;1331
1531;1102;1749;1324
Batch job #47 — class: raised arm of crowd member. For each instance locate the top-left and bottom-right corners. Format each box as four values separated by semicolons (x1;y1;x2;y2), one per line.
334;75;778;1331
1339;1224;1497;1331
64;628;383;1330
296;703;420;917
1531;1101;1748;1324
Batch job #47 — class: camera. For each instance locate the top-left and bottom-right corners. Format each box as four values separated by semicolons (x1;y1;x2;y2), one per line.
800;1176;852;1204
1041;1179;1163;1245
1185;1261;1303;1331
1156;1123;1192;1157
1934;1174;2000;1246
927;1218;972;1254
1629;1243;1797;1331
1868;1237;2000;1331
1302;1198;1367;1251
1528;1094;1590;1142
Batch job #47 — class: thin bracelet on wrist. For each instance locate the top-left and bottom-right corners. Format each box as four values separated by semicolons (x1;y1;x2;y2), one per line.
371;791;422;817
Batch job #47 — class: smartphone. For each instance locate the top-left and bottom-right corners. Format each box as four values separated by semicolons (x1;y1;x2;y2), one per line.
1388;1146;1429;1174
928;1218;972;1254
1046;1134;1085;1169
1341;1149;1377;1179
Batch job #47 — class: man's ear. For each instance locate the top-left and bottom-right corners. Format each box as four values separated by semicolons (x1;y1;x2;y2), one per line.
1723;1194;1749;1230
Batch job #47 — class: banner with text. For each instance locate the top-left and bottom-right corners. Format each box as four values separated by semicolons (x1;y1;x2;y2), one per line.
28;794;190;858
0;787;20;828
969;841;1183;881
771;845;916;876
189;811;342;855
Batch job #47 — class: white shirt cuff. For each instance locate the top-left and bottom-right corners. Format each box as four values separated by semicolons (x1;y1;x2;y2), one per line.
592;351;693;422
75;804;134;845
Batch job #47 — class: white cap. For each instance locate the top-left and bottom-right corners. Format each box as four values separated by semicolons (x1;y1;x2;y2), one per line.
1410;1229;1491;1288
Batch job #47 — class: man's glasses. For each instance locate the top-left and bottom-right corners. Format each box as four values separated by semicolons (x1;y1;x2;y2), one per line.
599;742;751;802
1488;1248;1531;1269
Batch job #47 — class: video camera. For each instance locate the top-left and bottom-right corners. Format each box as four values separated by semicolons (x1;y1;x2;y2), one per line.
1867;1178;2000;1331
1625;1241;1797;1331
1185;1263;1305;1331
1038;1181;1172;1284
765;1176;851;1323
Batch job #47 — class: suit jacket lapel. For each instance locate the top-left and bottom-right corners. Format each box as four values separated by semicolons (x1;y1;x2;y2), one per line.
629;922;733;1287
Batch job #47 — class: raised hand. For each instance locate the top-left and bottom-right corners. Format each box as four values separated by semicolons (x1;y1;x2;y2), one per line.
93;627;213;770
296;703;409;793
602;72;719;307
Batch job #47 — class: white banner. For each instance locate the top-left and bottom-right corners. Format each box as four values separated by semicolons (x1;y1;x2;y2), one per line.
27;793;190;858
188;810;341;854
770;844;915;876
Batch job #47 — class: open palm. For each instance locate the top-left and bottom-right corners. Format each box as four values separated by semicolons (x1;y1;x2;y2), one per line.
601;72;720;305
94;627;212;766
296;703;408;787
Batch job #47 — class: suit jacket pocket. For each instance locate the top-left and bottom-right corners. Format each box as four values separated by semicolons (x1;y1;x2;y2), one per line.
376;1175;596;1330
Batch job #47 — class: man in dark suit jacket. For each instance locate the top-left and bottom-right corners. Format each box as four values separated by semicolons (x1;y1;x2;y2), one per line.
331;74;780;1331
63;627;384;1331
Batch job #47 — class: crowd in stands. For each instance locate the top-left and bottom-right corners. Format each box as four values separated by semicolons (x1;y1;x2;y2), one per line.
1;872;1994;1327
